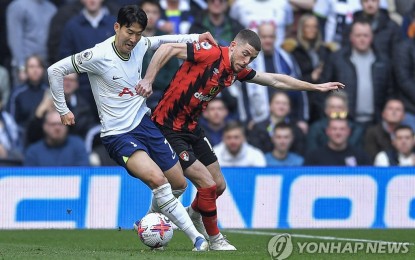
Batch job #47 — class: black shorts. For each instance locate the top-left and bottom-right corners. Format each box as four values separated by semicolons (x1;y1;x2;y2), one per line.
156;124;217;170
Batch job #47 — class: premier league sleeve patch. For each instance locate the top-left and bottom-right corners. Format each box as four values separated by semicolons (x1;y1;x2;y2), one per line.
81;50;93;61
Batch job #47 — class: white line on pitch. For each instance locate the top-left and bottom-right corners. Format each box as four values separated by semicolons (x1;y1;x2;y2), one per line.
226;229;415;246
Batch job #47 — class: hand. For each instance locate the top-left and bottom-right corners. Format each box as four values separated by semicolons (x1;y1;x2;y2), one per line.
316;82;345;92
60;111;75;126
198;32;218;46
135;79;153;98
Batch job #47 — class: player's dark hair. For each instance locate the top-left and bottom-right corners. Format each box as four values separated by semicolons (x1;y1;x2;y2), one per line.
394;125;414;136
139;0;162;12
234;29;262;52
117;5;148;29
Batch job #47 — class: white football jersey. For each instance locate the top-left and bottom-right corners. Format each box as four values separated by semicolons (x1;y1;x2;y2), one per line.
48;34;198;137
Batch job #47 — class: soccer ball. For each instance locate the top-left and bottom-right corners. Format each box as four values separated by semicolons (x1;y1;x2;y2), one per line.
136;213;174;248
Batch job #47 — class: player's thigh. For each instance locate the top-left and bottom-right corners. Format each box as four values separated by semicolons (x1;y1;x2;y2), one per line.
126;150;167;189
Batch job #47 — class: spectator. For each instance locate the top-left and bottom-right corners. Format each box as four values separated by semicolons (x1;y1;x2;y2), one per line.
247;91;306;155
0;65;10;105
0;92;23;161
7;55;48;130
343;0;401;59
199;98;229;147
320;19;391;127
291;14;333;122
393;31;415;131
214;121;266;167
24;110;90;166
244;22;306;125
59;0;116;120
6;0;56;85
0;0;12;69
48;0;119;65
158;0;194;34
305;117;370;166
140;0;180;110
189;0;244;46
314;0;389;44
364;98;405;161
307;91;365;152
230;0;293;48
265;122;304;166
286;0;315;38
374;125;415;166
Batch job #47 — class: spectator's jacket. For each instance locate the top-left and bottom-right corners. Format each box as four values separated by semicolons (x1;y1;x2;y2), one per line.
364;123;393;162
393;38;415;114
320;46;391;122
344;9;402;59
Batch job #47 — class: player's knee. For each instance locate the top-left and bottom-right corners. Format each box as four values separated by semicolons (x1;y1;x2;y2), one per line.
148;174;168;189
216;181;226;197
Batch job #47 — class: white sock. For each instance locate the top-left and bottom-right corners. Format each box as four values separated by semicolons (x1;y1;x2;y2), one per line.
153;183;202;244
147;187;186;214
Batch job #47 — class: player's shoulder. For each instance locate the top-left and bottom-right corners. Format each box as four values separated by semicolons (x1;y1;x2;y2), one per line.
194;41;221;56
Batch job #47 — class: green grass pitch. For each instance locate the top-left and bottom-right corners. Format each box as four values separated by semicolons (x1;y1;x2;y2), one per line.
0;229;414;259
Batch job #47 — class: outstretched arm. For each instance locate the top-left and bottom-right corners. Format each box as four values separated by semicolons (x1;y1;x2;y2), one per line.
147;32;217;50
136;43;188;97
247;71;344;92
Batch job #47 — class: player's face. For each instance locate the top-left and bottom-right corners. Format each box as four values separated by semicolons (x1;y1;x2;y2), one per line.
393;129;415;156
272;128;293;153
223;128;245;155
229;41;258;73
114;22;144;56
382;100;405;124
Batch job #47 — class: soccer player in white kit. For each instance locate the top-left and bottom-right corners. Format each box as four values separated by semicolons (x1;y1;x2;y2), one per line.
47;5;215;251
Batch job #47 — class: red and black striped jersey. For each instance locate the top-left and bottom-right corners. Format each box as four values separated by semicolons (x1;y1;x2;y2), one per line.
152;42;256;132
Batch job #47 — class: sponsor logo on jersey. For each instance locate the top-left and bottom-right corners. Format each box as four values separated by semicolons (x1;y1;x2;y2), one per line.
179;151;190;161
213;68;219;74
195;42;201;51
209;86;220;95
194;92;214;102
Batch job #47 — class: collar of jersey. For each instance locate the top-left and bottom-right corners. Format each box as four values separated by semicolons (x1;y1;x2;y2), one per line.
112;41;130;61
221;47;233;74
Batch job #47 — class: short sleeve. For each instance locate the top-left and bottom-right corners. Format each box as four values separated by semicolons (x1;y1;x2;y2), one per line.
186;42;220;63
237;68;256;82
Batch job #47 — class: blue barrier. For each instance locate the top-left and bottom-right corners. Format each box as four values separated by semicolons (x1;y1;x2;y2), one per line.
1;167;415;229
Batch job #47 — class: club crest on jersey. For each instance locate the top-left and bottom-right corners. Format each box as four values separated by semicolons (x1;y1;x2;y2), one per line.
201;42;212;50
209;86;220;95
179;151;190;161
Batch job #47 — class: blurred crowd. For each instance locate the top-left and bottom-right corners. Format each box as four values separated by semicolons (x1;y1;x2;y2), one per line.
0;0;414;167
